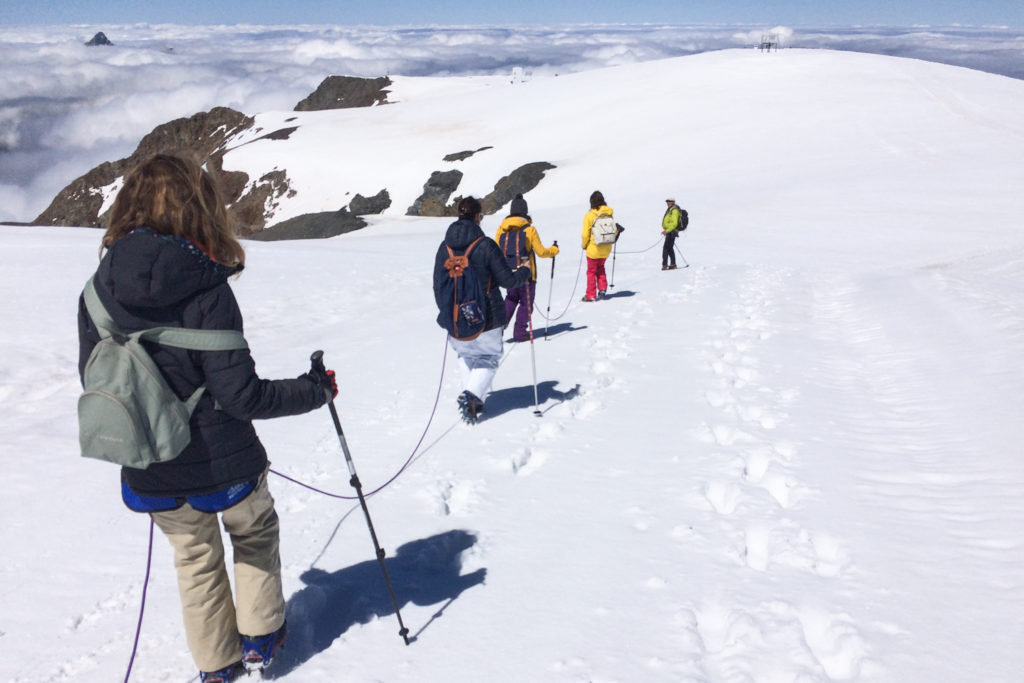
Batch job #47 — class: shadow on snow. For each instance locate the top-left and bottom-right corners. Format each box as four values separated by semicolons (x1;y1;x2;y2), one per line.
269;529;486;676
484;381;581;419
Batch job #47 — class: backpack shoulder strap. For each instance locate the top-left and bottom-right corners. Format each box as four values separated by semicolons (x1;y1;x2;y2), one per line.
82;277;117;339
84;277;247;351
136;326;248;352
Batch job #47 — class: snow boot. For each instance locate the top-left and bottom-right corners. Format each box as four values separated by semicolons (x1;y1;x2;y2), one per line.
242;621;288;673
457;390;484;424
199;662;244;683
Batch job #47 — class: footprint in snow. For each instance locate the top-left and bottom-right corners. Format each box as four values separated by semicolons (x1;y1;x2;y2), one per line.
510;446;548;476
421;477;484;517
704;480;742;515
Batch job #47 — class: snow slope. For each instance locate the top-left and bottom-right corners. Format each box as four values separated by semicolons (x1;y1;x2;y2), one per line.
2;49;1023;683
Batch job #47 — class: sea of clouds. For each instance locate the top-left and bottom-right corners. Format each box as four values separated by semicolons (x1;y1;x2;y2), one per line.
1;23;1022;224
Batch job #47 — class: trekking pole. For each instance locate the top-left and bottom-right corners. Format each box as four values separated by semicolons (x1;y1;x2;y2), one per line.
609;238;618;289
523;279;543;417
544;240;557;341
310;350;411;646
674;243;690;268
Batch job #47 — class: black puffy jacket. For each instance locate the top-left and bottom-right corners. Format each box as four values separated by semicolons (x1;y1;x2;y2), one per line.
432;219;530;333
78;229;325;498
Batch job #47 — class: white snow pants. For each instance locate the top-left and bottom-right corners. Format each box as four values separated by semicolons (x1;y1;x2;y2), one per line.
448;327;503;400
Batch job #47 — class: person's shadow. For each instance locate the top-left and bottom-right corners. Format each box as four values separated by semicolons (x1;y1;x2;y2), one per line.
483;381;582;419
268;529;486;676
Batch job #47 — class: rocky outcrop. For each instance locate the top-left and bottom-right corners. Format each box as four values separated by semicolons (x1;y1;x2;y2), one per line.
247;209;366;241
294;76;392;111
32;107;254;229
248;189;389;241
86;32;113;46
406;162;556;217
348;189;391;216
480;162;556;215
407;170;464;217
443;146;493;162
229;169;296;236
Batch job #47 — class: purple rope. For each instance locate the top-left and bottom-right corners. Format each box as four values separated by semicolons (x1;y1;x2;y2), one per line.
125;517;154;683
534;248;585;322
271;332;450;500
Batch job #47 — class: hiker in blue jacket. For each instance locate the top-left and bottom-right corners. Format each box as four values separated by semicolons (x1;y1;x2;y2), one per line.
78;154;337;683
433;196;530;423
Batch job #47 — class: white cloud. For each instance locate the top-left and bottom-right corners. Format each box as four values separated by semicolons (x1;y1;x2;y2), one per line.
0;22;1021;223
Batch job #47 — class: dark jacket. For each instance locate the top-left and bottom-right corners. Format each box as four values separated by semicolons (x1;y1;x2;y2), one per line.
433;219;530;332
78;228;325;497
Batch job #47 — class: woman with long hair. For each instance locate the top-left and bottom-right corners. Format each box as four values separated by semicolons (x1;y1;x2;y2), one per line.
78;154;336;683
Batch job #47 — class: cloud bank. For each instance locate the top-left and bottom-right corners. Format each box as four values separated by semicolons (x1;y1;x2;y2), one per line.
1;23;1022;223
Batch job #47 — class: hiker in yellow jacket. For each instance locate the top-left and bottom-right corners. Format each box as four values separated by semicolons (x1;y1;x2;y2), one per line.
581;190;615;301
495;193;559;342
661;197;686;270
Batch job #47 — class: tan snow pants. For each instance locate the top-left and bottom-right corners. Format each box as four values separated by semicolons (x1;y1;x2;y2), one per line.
151;471;285;672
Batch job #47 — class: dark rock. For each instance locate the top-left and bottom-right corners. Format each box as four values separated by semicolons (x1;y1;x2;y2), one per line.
480;162;556;215
31;161;119;228
405;162;557;218
229;169;296;236
131;106;253;162
86;32;113;46
32;107;254;229
248;209;366;241
443;146;493;162
294;76;392;111
407;170;463;216
348;189;391;216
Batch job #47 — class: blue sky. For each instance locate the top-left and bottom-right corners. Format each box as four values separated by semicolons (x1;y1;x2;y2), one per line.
1;0;1022;27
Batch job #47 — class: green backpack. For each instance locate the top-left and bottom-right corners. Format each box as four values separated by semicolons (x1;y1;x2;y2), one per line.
78;277;248;469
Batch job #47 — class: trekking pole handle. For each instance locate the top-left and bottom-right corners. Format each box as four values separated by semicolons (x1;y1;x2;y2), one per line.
310;349;326;373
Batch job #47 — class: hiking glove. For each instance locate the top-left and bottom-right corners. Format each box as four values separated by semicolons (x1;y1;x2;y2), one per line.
305;367;338;402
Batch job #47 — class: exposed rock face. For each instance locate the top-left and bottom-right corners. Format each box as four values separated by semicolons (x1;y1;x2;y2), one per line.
407;170;464;217
247;209;366;241
348;189;391;216
32;107;254;229
443;146;493;162
406;162;556;217
294;76;392;111
480;162;556;215
86;32;113;46
229;169;296;237
248;189;389;241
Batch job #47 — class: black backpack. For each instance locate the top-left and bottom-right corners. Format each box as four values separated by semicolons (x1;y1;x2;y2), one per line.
499;223;530;271
678;208;689;231
438;237;490;340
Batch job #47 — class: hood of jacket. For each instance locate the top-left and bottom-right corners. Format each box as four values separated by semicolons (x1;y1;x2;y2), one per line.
444;218;486;251
94;228;239;325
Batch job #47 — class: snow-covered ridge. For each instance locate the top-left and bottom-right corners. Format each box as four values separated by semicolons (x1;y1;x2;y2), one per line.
2;47;1023;682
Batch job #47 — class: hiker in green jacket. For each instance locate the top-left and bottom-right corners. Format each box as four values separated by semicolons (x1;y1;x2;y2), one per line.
661;197;687;270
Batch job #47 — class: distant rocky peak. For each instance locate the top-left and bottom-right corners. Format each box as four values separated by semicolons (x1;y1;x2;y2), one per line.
85;32;113;46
